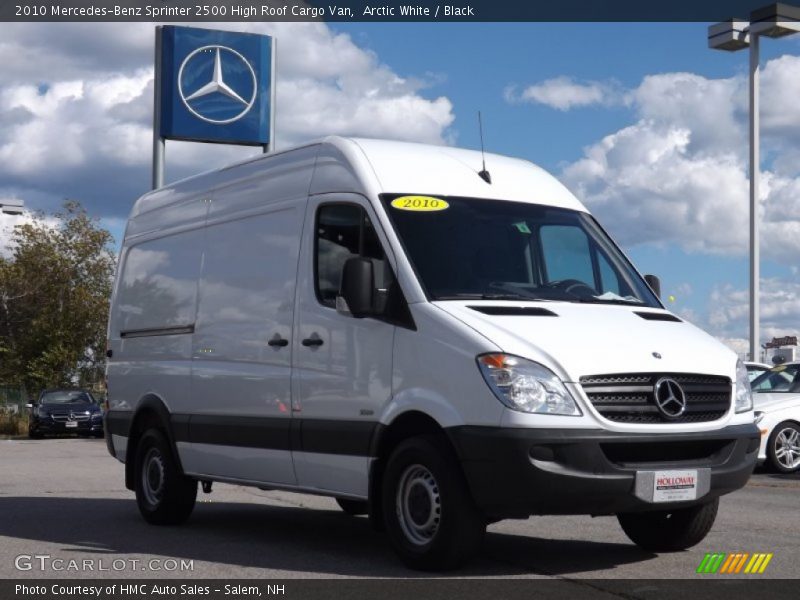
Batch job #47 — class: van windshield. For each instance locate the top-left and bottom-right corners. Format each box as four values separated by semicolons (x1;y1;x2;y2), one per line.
381;194;660;307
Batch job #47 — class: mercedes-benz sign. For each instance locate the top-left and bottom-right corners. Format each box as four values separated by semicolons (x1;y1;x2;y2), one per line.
158;26;272;146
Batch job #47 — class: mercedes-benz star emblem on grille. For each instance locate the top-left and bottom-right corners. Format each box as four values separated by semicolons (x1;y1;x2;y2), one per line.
653;377;687;419
178;45;257;125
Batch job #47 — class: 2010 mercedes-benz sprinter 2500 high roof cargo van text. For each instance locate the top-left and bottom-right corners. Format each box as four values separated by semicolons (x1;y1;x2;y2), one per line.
105;137;759;570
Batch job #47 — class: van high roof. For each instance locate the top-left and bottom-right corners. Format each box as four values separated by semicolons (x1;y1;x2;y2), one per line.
131;136;587;218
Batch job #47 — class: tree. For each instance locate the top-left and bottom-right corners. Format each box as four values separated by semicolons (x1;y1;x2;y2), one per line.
0;201;116;393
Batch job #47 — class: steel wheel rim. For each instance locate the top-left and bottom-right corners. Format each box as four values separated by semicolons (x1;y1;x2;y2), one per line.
396;464;441;546
142;447;166;506
774;427;800;470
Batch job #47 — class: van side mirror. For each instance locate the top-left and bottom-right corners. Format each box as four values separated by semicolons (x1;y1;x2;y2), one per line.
25;403;34;409
644;274;661;299
337;257;374;318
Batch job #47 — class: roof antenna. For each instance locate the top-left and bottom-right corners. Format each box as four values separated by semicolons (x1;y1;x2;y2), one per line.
477;111;492;184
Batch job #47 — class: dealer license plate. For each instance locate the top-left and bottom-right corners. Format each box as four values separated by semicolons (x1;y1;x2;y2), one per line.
652;469;698;503
65;421;78;428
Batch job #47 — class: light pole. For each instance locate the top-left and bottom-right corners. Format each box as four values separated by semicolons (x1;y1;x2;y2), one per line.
708;3;800;362
0;199;24;215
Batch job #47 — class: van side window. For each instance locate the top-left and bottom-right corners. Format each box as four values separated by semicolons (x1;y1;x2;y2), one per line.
598;253;622;295
315;204;390;308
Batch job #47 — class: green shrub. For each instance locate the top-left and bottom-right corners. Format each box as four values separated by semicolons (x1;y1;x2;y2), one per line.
0;411;27;436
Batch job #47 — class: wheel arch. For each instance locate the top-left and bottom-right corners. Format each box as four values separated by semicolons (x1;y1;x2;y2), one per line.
367;409;464;529
124;394;184;491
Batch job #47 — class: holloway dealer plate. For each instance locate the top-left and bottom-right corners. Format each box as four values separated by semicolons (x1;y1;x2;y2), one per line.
634;468;711;503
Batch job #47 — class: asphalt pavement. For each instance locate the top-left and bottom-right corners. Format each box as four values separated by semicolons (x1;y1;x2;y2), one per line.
0;437;797;580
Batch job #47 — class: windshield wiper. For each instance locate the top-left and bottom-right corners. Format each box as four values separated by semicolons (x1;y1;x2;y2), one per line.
575;297;646;306
435;293;554;301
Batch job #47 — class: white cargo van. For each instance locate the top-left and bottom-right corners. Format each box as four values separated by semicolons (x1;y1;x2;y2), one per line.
106;137;759;570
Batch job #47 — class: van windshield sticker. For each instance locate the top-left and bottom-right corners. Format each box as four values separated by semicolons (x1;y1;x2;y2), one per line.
390;196;449;212
513;221;531;234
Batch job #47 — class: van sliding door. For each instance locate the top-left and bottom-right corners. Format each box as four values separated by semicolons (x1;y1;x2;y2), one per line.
181;199;304;485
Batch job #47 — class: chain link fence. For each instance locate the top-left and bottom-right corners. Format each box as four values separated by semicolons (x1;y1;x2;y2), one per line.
0;386;27;414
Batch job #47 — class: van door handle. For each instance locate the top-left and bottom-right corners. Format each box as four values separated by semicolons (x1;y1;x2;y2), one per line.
301;336;324;347
268;335;289;348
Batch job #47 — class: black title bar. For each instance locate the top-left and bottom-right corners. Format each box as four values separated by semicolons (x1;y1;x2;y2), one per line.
3;0;800;22
4;579;800;600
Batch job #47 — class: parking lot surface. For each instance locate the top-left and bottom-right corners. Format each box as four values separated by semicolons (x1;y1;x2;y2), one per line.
0;437;797;579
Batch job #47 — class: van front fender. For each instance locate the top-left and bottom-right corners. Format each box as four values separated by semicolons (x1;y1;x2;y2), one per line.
379;388;466;428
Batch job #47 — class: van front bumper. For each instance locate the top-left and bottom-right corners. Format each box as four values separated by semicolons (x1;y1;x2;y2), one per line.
447;423;759;519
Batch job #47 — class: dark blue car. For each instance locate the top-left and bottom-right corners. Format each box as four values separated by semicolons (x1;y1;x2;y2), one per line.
28;389;104;438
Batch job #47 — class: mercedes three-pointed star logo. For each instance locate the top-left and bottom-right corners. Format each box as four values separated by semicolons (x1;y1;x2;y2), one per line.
653;377;687;419
178;45;257;125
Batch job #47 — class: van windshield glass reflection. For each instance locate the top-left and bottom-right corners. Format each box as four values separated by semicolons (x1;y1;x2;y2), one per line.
380;195;659;308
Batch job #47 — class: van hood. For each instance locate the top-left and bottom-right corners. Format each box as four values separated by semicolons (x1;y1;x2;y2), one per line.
434;301;736;382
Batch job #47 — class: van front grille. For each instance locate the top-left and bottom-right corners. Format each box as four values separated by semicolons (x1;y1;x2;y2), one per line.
579;373;731;424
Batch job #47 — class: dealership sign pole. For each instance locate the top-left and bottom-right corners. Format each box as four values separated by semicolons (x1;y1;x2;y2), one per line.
152;26;275;189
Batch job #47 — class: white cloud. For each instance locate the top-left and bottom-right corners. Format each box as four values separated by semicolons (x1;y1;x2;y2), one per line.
0;210;60;259
0;23;455;219
717;337;750;358
504;76;624;111
0;213;24;258
708;278;800;346
553;57;800;265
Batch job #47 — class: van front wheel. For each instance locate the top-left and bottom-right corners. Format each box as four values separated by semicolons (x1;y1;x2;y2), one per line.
617;497;719;552
381;435;485;571
134;428;197;525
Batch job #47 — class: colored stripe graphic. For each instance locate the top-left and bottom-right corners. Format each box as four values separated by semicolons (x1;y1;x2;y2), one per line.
733;553;750;574
720;553;737;573
697;553;726;573
698;552;773;574
744;553;773;574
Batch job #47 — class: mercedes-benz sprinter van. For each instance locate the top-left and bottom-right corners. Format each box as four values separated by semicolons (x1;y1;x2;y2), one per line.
105;137;759;570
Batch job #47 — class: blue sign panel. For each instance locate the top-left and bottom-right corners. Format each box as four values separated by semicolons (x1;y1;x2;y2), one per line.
159;26;271;146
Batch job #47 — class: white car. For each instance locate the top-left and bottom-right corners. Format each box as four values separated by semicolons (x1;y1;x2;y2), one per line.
751;363;800;473
745;361;772;382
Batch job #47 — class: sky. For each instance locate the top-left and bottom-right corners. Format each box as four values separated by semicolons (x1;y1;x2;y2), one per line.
1;21;799;357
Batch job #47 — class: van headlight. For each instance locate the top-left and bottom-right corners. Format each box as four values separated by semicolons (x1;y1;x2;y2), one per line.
477;353;581;416
735;359;753;413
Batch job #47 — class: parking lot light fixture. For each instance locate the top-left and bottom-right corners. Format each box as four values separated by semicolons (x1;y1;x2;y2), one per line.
708;19;750;50
707;4;800;362
749;2;800;37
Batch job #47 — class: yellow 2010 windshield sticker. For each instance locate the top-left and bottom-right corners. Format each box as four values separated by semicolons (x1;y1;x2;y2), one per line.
390;196;449;212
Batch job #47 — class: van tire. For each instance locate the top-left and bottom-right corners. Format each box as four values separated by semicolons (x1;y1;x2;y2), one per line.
336;498;368;516
381;435;485;571
767;422;800;473
134;428;197;525
617;497;719;552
